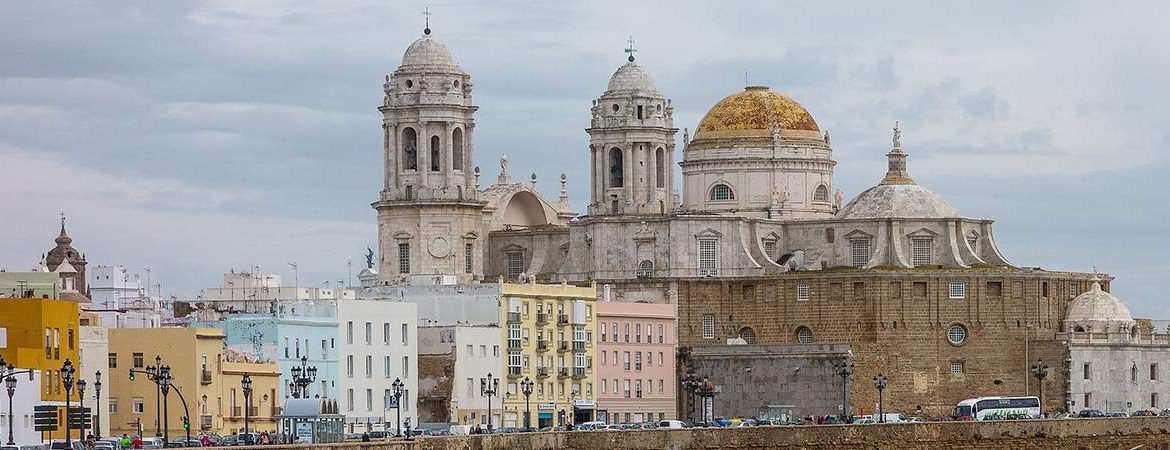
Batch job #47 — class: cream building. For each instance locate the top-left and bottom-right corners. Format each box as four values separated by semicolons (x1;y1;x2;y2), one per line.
498;281;597;429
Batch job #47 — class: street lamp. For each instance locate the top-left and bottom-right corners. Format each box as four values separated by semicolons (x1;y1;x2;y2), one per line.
520;377;534;431
1031;358;1049;417
148;356;163;437
157;365;172;443
834;361;854;419
62;359;76;446
288;356;318;399
94;371;103;440
873;373;888;423
77;378;87;441
480;373;498;433
391;378;404;437
681;369;701;423
242;374;253;436
696;377;717;423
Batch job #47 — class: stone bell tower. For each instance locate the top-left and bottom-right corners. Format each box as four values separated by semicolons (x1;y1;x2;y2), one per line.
373;24;486;284
586;43;678;216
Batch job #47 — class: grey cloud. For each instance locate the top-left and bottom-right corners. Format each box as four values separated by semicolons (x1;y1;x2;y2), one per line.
959;86;1008;119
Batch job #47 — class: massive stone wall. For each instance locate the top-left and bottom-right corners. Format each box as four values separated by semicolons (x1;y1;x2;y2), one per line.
676;270;1101;417
255;417;1170;449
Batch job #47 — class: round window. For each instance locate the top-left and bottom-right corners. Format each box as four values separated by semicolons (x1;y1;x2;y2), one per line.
947;324;967;345
656;104;662;112
405;79;414;88
795;326;813;344
453;79;460;88
612;104;620;112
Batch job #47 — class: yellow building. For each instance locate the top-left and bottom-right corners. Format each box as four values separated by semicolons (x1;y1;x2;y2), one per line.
0;297;81;440
108;328;281;439
498;281;597;429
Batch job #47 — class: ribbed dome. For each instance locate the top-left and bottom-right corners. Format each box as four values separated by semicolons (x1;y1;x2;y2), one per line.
1066;280;1134;325
401;36;456;67
606;62;656;93
836;184;960;220
694;86;819;140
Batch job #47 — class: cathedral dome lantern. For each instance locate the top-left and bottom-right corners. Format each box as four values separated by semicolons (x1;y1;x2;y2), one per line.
1064;275;1134;333
837;123;960;220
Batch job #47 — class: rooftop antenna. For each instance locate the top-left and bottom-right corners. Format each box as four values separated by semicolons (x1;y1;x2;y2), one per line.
624;35;637;62
423;6;432;35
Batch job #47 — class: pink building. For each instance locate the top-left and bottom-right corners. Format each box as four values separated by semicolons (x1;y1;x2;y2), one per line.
595;301;677;424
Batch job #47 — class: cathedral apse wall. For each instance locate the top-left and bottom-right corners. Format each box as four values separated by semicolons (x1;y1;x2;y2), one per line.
676;270;1102;417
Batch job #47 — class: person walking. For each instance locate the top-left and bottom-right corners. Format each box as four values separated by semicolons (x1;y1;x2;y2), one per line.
119;434;130;450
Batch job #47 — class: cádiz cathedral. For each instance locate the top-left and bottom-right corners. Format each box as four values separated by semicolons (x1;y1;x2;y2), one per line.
373;27;1149;418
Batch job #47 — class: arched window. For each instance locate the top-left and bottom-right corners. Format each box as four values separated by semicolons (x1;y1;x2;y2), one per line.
402;128;418;170
795;326;813;344
609;148;624;187
947;324;968;345
739;327;757;344
636;260;654;278
452;128;464;171
709;183;734;201
430;136;441;172
1074;326;1086;333
814;184;829;202
655;148;665;188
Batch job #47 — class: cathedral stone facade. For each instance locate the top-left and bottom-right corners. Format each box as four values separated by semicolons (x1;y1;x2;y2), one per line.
374;29;1126;419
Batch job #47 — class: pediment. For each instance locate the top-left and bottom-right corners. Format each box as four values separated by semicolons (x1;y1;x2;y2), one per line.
392;231;413;240
906;227;940;238
844;229;873;239
501;243;526;252
761;231;781;242
695;228;723;239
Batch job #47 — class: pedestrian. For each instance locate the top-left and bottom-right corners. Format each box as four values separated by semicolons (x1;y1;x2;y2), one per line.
201;434;211;446
119;434;130;450
132;435;142;449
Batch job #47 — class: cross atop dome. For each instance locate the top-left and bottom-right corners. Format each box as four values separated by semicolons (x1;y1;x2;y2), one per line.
624;35;637;62
423;6;432;35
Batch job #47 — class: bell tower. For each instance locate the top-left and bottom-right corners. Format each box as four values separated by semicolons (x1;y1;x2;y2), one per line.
586;41;678;216
373;23;486;284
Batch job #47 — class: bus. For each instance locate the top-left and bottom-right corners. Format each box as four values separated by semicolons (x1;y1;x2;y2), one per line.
952;396;1040;420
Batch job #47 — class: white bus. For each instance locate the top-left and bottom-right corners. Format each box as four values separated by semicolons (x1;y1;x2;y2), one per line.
952;396;1040;420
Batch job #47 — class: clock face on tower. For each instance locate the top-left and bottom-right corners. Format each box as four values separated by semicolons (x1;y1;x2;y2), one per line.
429;236;451;258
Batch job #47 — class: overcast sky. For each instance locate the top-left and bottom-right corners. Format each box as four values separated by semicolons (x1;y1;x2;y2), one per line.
2;1;1167;317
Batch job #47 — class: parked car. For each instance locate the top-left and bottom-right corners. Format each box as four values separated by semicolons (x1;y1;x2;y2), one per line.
49;441;86;450
575;421;606;431
3;445;22;450
218;436;238;446
92;441;116;450
1159;409;1170;417
1132;410;1156;417
1106;412;1128;417
854;417;878;424
658;420;686;429
1077;409;1106;418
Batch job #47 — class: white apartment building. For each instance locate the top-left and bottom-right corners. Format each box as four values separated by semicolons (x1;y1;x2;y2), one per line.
418;325;503;427
335;299;418;433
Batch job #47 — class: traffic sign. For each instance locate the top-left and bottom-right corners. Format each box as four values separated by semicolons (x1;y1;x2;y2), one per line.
67;406;92;429
34;407;59;432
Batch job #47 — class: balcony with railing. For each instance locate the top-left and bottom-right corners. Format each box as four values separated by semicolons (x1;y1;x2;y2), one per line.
557;368;569;378
536;313;549;325
200;415;212;430
536;340;549;352
558;341;569;352
200;369;212;384
232;406;241;417
271;406;282;417
507;312;521;323
536;367;549;378
557;314;569;325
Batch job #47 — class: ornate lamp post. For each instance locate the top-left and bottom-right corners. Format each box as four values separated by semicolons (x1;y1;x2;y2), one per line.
149;356;163;437
241;374;253;436
94;371;102;440
520;377;534;431
681;370;701;423
480;373;498;433
834;361;854;419
1031;358;1049;416
77;378;88;441
61;359;76;446
391;378;404;437
695;377;717;423
157;365;173;443
873;373;888;423
4;368;16;445
288;356;318;399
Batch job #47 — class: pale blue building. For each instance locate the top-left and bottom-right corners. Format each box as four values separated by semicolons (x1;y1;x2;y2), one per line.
192;299;340;400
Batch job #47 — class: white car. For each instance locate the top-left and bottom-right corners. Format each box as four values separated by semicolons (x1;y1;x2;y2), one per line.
854;417;877;424
657;420;686;429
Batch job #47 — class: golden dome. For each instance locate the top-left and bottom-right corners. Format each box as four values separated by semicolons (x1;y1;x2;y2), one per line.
694;86;820;140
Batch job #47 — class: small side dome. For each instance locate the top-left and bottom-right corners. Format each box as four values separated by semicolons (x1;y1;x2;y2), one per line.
1065;279;1134;326
606;62;656;93
837;184;960;220
401;36;456;67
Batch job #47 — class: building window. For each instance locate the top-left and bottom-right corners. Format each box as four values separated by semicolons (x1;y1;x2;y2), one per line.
452;128;464;171
609;148;624;188
385;356;391;378
1153;393;1159;409
346;356;354;377
402;323;409;345
911;238;932;267
709;183;734;201
763;239;776;258
465;243;474;274
947;324;967;345
986;282;1003;299
850;239;870;268
1083;362;1091;380
948;282;966;299
795;326;813;344
108;353;117;369
637;260;654;278
701;315;715;339
739;327;757;344
1152;364;1159;381
655;148;665;188
506;252;524;279
109;399;118;414
1069;281;1079;298
950;361;965;374
813;184;829;203
698;239;717;275
796;285;811;301
346;322;353;344
398;243;410;274
364;322;372;344
402;127;418;171
132;398;144;414
658;324;664;344
429;135;441;171
1084;392;1091;408
383;323;390;344
346;389;354;411
133;353;144;368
